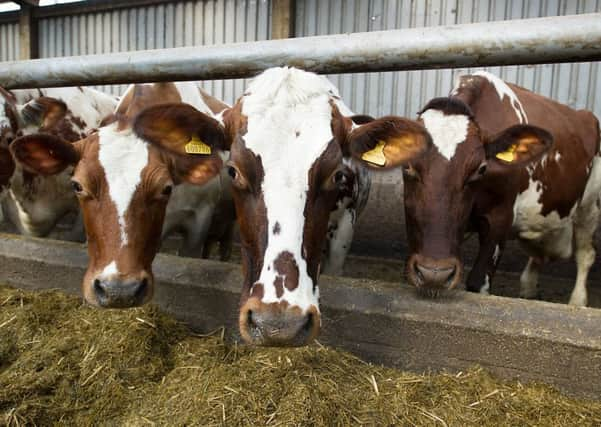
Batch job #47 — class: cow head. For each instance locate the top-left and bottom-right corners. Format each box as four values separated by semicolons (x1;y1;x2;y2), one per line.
10;91;227;308
144;68;429;346
353;97;552;293
0;88;87;232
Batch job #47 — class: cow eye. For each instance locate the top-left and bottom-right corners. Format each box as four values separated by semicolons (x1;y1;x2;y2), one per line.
226;162;248;190
227;166;237;180
161;184;173;197
402;164;418;180
71;180;83;193
333;170;347;186
466;162;488;185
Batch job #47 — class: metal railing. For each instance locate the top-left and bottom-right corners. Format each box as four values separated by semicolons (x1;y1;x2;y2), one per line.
0;13;600;89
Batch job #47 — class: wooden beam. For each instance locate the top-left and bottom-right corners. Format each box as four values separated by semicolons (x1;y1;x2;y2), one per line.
271;0;295;39
18;4;38;60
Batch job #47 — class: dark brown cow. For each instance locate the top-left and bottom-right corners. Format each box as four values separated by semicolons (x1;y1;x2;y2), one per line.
141;67;430;346
10;82;228;308
356;71;600;307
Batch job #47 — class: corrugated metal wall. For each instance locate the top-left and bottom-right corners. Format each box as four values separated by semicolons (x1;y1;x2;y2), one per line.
0;0;599;116
296;0;601;119
0;22;19;62
37;0;271;101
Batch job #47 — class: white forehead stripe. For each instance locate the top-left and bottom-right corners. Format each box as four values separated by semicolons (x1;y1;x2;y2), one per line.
420;109;469;161
242;68;345;312
98;123;149;246
473;71;528;124
100;261;118;277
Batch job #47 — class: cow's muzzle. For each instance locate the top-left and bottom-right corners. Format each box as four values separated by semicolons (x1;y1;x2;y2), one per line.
239;298;320;346
407;254;462;293
89;273;153;308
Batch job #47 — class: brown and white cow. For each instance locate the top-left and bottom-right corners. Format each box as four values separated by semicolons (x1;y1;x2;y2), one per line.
356;71;600;306
141;67;430;346
10;82;230;308
0;86;118;239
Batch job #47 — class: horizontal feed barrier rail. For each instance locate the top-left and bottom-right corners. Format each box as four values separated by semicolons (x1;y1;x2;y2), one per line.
0;13;600;88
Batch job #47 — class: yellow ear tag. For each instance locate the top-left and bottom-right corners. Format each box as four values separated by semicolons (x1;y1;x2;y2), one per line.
495;144;517;162
361;140;387;166
184;136;212;155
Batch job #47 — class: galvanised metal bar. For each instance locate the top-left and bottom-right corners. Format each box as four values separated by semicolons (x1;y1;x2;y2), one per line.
1;13;600;89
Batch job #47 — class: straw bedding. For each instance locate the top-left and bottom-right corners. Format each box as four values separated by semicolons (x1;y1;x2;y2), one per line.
0;285;599;426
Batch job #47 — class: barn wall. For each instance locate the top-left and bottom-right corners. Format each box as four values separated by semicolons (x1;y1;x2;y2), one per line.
0;22;19;62
37;0;272;100
0;0;598;115
296;0;601;120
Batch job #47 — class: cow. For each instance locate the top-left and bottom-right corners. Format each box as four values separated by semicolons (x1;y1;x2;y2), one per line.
0;86;118;240
140;67;430;346
355;71;600;307
10;82;232;308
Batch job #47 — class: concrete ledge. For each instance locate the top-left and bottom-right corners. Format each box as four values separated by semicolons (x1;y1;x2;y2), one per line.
0;233;600;398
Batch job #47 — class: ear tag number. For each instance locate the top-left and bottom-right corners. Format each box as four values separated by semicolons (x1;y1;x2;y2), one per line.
496;144;517;162
185;136;212;155
361;140;386;166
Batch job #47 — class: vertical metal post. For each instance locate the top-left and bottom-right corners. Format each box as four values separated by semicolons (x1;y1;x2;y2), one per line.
18;5;38;60
271;0;295;39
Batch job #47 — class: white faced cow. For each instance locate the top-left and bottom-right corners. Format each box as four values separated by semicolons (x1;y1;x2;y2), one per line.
356;71;600;307
0;86;118;239
142;67;430;346
10;82;233;308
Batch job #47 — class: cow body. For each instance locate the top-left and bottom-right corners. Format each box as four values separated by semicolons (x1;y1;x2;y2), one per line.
0;87;118;239
401;71;600;306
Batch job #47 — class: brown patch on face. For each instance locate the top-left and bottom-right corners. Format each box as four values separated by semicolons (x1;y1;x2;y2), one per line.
273;251;299;292
273;276;284;298
249;283;264;299
302;137;344;285
272;221;281;235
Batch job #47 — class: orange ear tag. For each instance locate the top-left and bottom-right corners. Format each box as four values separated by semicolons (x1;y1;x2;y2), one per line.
184;136;212;155
495;144;517;162
361;140;386;166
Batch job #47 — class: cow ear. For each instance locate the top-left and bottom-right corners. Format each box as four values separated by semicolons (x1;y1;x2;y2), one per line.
169;152;224;186
133;103;227;156
20;97;68;129
485;125;552;166
134;103;228;186
348;116;430;168
10;133;80;176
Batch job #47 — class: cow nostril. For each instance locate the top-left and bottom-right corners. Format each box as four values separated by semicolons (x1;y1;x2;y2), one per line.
134;278;148;300
413;262;424;283
247;309;255;328
303;312;314;333
93;279;106;298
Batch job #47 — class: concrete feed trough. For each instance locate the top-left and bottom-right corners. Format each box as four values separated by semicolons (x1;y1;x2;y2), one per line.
0;233;599;399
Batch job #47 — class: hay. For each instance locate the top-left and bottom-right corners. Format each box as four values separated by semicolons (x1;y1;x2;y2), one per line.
0;285;599;426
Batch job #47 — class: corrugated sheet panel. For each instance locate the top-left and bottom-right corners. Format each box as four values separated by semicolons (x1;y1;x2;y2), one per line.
37;0;271;101
296;0;601;120
0;22;19;62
